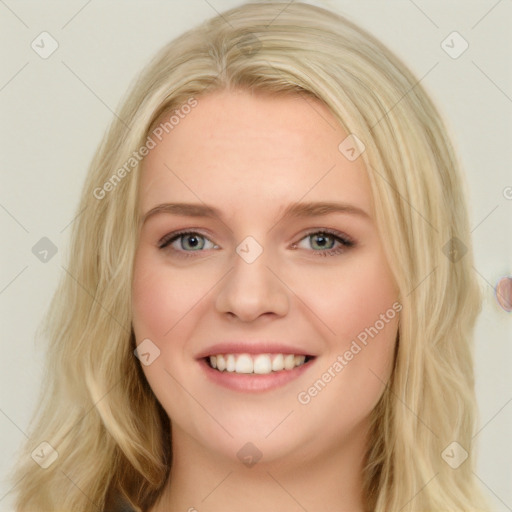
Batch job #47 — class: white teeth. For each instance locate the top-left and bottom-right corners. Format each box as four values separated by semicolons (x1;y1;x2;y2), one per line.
253;354;272;374
226;354;236;372
283;354;296;370
216;354;226;371
235;354;253;373
208;353;309;374
271;353;284;371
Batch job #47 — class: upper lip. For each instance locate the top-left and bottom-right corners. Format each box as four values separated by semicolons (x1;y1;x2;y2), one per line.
195;342;316;359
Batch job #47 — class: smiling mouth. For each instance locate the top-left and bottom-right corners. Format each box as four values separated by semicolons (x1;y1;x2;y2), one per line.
205;353;315;375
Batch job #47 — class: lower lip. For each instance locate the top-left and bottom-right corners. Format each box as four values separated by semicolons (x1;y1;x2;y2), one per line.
199;358;315;392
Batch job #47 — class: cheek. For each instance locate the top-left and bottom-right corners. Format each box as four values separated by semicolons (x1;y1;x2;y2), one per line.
290;249;399;347
131;250;206;415
332;252;399;382
341;258;399;345
132;268;172;339
292;249;399;422
131;250;202;339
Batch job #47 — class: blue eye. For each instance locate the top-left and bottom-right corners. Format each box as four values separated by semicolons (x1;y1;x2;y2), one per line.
158;229;355;258
158;231;217;254
294;230;355;257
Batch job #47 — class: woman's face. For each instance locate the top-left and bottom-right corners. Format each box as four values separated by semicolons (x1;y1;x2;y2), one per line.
132;89;400;466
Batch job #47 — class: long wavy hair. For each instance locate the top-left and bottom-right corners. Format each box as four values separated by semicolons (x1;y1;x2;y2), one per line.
11;2;489;511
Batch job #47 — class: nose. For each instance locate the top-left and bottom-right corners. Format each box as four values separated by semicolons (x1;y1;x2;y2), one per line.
214;246;290;322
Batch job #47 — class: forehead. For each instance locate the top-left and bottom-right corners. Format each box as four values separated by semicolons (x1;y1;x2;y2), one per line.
139;89;372;218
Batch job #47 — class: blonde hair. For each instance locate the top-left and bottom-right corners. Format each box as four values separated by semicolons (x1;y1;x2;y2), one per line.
11;2;489;511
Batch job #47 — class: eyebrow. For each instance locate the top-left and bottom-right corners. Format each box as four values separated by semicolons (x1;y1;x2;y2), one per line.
141;201;370;225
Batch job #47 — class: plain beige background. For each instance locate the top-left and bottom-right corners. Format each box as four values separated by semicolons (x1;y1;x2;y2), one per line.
1;1;511;510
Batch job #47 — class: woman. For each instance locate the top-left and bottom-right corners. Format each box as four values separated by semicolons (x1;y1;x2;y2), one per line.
11;2;489;511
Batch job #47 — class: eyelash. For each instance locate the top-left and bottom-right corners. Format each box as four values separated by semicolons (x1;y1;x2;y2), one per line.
158;228;356;259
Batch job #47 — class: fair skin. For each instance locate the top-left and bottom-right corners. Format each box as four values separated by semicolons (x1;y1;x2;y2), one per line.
132;89;400;512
